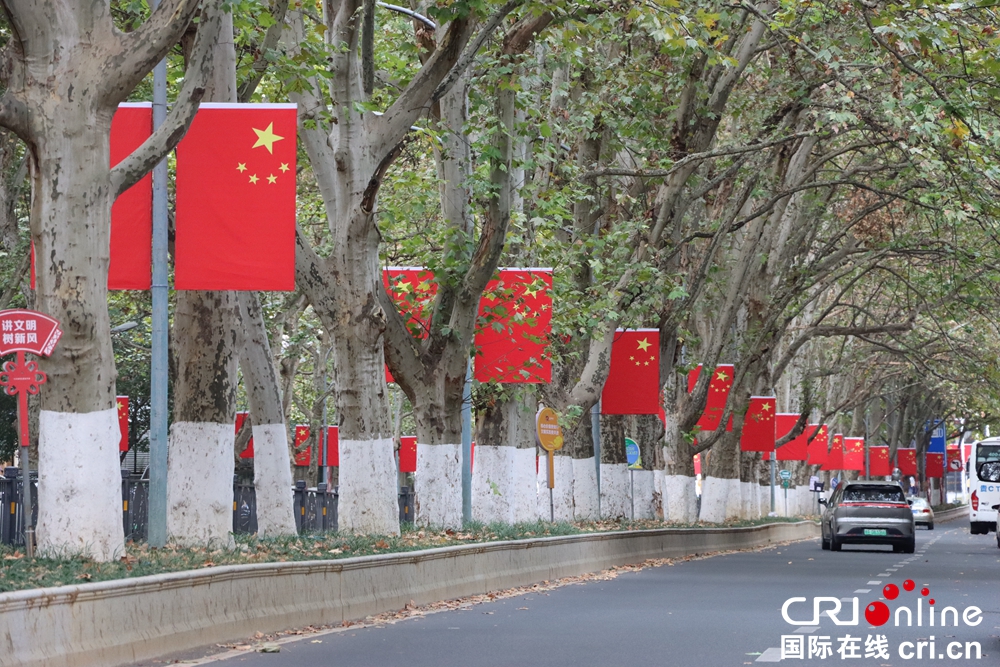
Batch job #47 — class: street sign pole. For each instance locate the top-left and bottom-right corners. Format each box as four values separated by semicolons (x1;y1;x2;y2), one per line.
461;362;472;526
536;406;564;523
769;451;776;514
147;1;169;548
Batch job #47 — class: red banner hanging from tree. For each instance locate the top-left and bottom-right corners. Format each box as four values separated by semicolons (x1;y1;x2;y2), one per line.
110;104;153;289
843;437;865;471
686;364;735;431
474;269;552;383
117;396;129;452
293;425;311;466
739;396;776;452
235;411;254;459
175;103;297;290
806;424;829;466
601;329;660;415
399;435;417;473
821;433;844;471
867;446;892;477
925;452;944;478
775;414;809;461
897;448;917;476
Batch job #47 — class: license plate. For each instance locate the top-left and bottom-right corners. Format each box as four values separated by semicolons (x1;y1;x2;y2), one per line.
863;529;887;536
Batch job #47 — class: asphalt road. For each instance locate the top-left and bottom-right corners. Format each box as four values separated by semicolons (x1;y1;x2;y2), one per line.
170;519;1000;667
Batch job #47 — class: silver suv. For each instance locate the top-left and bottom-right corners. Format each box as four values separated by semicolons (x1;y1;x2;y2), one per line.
820;481;915;553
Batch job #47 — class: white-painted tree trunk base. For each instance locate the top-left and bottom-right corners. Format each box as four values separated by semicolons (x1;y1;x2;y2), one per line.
36;408;124;561
599;463;629;519
652;469;665;520
251;423;297;536
167;422;235;548
632;470;656;519
741;481;755;520
663;475;698;523
536;455;574;521
699;477;743;523
572;457;598;520
760;485;773;515
338;437;400;535
415;442;462;529
471;445;536;524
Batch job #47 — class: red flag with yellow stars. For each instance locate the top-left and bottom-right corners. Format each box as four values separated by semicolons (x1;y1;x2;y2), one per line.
867;446;891;476
601;329;660;414
383;267;438;383
739;396;777;452
474;269;552;383
117;396;129;452
775;413;809;461
821;433;845;471
175;103;296;290
293;425;311;466
686;364;735;431
925;452;944;478
897;448;917;476
399;435;417;473
843;437;865;471
806;424;829;466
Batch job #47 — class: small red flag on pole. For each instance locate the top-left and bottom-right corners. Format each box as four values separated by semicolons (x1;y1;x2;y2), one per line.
117;396;130;452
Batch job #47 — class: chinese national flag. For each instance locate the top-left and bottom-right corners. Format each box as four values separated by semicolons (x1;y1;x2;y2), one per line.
601;329;660;415
897;448;917;476
474;269;552;383
821;433;844;471
236;411;254;459
116;396;129;452
110;104;153;289
293;425;311;466
175;103;296;290
399;435;417;473
323;426;339;467
925;452;944;478
687;364;735;431
868;446;891;476
775;414;809;461
383;267;438;383
843;437;865;471
739;396;777;452
806;424;829;466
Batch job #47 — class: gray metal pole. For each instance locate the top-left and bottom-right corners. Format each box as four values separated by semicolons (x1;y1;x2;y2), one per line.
769;450;776;514
461;362;472;525
591;401;601;518
147;22;169;548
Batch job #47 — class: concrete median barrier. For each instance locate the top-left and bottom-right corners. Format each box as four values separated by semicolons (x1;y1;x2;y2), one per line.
0;521;819;667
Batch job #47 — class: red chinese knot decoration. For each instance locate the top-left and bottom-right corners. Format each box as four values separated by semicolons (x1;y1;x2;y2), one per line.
0;309;62;450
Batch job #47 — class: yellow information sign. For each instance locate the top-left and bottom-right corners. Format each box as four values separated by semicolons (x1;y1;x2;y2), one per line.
536;407;563;497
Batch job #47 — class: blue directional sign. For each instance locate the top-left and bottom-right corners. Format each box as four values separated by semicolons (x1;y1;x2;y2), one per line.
625;437;642;470
927;419;946;453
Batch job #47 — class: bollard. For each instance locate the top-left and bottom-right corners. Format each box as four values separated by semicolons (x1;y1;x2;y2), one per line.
293;480;306;533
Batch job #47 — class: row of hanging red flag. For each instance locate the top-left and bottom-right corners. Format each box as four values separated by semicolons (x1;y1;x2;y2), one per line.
33;103;298;291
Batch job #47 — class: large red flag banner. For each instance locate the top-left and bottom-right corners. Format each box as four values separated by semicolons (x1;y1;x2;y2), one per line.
399;435;417;473
323;426;339;467
110;104;153;289
686;364;735;431
117;396;129;452
739;396;777;452
383;267;437;383
775;413;809;461
601;329;660;414
175;103;296;290
868;445;892;476
897;448;917;476
33;104;154;290
235;411;255;459
843;437;865;471
806;424;829;466
474;269;552;383
293;425;311;466
925;452;944;478
821;433;844;471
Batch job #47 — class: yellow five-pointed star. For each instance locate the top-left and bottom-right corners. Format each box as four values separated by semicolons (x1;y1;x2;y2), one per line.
267;174;277;184
524;284;542;298
417;281;431;292
236;163;247;173
117;401;124;410
636;337;651;352
252;122;284;154
716;370;729;382
761;402;772;412
279;162;290;173
249;174;259;184
396;281;412;293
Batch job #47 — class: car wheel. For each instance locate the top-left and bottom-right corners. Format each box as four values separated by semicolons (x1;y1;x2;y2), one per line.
892;543;903;553
927;522;934;530
903;538;915;554
822;535;830;550
830;535;842;552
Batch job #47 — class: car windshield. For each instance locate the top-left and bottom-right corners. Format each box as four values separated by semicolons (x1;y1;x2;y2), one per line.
909;498;929;509
842;485;905;503
976;445;1000;482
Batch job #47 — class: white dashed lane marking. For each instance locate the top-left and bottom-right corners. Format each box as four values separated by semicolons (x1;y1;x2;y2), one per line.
854;589;870;593
756;647;783;662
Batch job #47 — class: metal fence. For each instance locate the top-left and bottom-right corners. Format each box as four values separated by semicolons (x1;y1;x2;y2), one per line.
1;471;417;546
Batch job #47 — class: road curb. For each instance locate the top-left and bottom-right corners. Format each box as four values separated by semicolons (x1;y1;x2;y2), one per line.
0;521;818;667
933;505;968;523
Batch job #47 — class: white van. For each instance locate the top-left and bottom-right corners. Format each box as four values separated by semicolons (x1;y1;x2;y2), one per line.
968;438;1000;534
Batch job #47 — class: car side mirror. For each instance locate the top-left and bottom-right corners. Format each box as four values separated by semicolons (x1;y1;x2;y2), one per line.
991;503;1000;511
907;499;913;505
818;498;827;505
